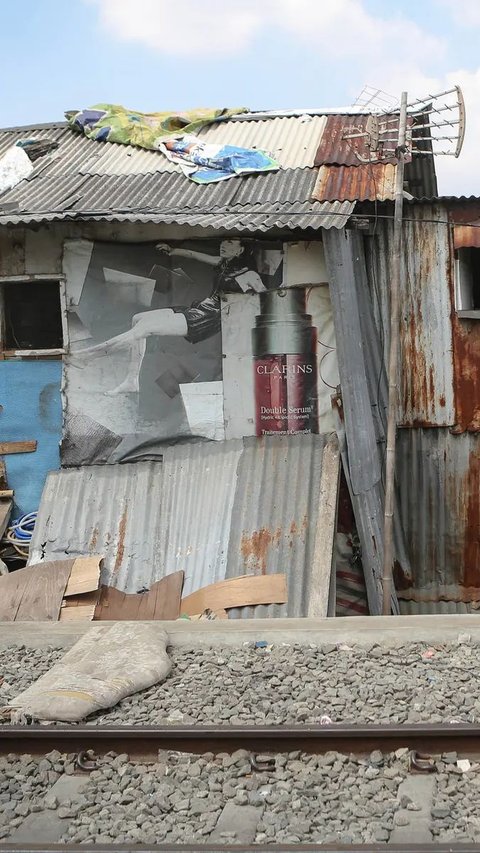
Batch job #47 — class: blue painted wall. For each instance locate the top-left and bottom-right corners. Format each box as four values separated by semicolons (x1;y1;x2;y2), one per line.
0;361;62;515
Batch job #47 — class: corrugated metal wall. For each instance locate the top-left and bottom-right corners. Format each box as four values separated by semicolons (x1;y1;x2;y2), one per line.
364;204;455;428
29;434;336;617
395;428;480;603
362;203;480;605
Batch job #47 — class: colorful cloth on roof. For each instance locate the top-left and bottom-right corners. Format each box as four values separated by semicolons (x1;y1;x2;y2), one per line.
159;135;278;184
66;104;279;183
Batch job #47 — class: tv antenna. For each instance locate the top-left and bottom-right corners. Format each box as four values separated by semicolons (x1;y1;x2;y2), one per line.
343;86;466;615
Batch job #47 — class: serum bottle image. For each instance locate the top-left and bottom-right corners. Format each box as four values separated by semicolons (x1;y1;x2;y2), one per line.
252;288;318;436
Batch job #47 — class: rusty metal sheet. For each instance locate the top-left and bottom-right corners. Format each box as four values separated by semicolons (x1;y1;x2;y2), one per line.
312;164;396;202
28;461;165;592
225;434;328;618
446;204;480;432
453;224;480;249
363;205;455;427
315;115;392;166
394;428;480;602
451;311;480;432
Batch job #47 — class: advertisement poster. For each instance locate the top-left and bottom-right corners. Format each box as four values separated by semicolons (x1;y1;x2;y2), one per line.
63;239;338;465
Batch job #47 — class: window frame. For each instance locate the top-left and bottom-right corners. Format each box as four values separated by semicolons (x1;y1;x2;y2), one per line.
0;274;68;358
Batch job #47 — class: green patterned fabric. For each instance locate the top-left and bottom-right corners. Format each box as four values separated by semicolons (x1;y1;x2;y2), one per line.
66;104;248;149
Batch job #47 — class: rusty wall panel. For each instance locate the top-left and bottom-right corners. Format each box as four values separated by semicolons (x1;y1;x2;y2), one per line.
447;207;480;432
395;428;480;602
453;224;480;249
365;205;455;427
451;313;480;432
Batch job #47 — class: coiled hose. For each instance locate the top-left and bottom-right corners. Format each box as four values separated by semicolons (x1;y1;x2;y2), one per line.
4;511;37;558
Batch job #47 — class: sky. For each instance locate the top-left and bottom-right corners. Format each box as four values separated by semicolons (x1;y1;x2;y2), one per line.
1;0;480;195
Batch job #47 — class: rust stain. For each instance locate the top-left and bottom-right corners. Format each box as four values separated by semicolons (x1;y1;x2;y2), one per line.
89;525;99;551
439;394;446;408
448;213;480;432
240;524;295;574
451;317;480;431
240;528;274;575
462;448;480;589
113;507;128;574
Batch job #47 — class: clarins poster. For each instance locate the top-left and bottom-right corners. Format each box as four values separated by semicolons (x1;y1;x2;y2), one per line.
62;239;339;465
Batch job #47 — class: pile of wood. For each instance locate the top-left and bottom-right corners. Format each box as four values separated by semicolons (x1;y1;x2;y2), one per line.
0;557;288;622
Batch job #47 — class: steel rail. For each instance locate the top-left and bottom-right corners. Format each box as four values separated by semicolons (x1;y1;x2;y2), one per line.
2;844;480;852
2;722;480;757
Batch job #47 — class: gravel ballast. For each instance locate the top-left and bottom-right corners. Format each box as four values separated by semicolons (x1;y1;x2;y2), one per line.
1;639;480;725
1;748;410;844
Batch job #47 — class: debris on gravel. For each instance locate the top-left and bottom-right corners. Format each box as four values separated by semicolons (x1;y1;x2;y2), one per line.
2;641;480;726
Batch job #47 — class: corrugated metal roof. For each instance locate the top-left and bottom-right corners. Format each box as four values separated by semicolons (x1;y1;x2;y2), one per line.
0;164;353;230
313;163;397;203
29;435;335;616
0;110;436;228
315;114;404;167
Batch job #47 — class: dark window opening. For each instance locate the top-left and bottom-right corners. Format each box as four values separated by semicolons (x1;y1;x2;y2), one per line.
455;247;480;313
3;282;63;350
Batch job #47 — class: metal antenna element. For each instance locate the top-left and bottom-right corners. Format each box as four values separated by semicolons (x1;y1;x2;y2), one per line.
343;86;465;163
352;85;399;113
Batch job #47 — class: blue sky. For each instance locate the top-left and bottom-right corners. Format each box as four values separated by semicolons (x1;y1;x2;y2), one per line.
2;0;480;194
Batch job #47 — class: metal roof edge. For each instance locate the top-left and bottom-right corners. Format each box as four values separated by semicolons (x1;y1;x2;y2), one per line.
0;107;390;135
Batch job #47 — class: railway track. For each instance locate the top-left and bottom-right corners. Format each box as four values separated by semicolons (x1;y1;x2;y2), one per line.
2;722;480;758
2;722;480;851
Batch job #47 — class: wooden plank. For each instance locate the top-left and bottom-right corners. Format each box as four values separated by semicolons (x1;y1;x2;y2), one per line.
0;559;73;621
59;604;97;622
63;590;100;609
94;571;184;621
0;490;14;499
180;574;287;617
307;435;341;618
0;567;32;621
63;556;102;597
0;441;37;455
0;500;12;540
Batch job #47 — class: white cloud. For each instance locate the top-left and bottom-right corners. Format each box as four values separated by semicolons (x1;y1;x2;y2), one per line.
87;0;265;57
441;0;480;27
433;68;480;195
88;0;444;62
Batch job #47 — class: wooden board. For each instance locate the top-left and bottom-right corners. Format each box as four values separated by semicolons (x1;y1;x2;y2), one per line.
0;559;73;622
63;556;102;597
180;573;287;617
0;441;37;455
0;499;12;540
60;590;100;622
60;603;98;622
94;571;184;621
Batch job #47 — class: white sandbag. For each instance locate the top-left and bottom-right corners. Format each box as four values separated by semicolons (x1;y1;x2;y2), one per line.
8;623;171;722
0;145;33;193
